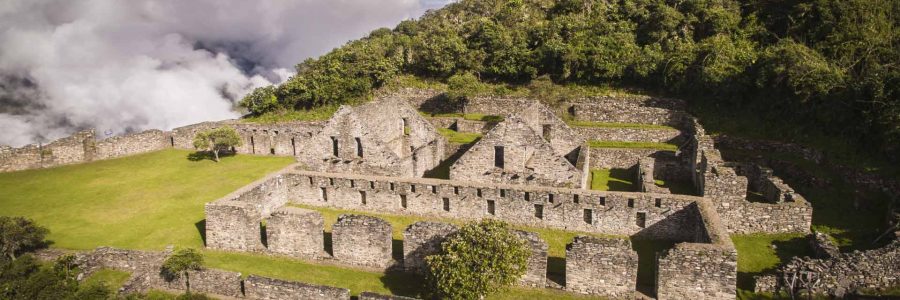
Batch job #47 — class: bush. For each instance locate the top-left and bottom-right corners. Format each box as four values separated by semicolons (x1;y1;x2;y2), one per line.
425;220;529;300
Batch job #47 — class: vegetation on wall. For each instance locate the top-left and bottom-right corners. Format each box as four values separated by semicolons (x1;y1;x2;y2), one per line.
240;0;899;162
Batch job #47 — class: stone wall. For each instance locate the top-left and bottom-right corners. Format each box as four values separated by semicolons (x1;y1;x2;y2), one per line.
656;199;738;300
244;275;351;300
565;236;637;298
294;98;446;178
566;97;688;127
332;214;394;269
755;239;900;297
359;292;420;300
638;157;668;194
402;221;458;273
450;114;582;188
95;129;170;160
169;120;322;156
463;96;533;116
589;147;663;170
426;117;494;134
266;207;324;259
0;129;94;172
285;169;703;239
574;127;682;143
514;230;548;288
72;247;243;298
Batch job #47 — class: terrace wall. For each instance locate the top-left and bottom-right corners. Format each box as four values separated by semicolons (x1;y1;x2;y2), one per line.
574;127;682;143
244;275;351;300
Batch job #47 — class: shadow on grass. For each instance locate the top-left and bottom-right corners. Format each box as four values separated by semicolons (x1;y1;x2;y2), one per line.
186;151;236;162
736;235;811;291
547;256;566;287
195;220;206;246
608;167;636;192
379;271;425;297
631;238;676;297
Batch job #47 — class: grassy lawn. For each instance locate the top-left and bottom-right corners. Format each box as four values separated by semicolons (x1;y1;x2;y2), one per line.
731;233;811;298
422;112;505;123
242;105;341;123
437;128;482;144
0;149;294;250
653;178;697;195
588;140;678;151
82;268;132;290
589;169;635;191
567;120;676;130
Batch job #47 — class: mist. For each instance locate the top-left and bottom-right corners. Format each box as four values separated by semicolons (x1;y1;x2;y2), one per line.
0;0;450;147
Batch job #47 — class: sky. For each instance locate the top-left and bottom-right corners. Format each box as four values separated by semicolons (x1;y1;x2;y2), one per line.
0;0;451;147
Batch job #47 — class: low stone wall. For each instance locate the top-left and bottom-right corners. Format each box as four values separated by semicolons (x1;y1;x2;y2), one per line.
514;230;548;288
426;117;493;134
0;129;94;172
244;275;351;300
285;169;703;239
656;199;738;300
359;292;420;300
638;157;668;194
402;221;458;273
73;247;243;298
574;127;682;143
566;97;688;127
755;239;900;297
565;236;637;298
332;214;394;269
266;207;324;258
589;148;664;170
95;129;170;160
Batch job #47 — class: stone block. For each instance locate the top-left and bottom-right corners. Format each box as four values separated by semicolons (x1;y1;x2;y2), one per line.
402;221;458;273
565;236;637;297
266;207;324;258
332;214;393;269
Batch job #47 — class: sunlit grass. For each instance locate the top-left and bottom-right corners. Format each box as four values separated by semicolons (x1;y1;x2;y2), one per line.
589;169;635;191
0;149;294;250
436;128;483;144
587;140;678;151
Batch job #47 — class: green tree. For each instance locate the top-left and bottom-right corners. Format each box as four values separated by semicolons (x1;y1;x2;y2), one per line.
161;248;204;295
239;86;279;115
0;216;49;261
425;219;529;300
446;73;489;103
192;127;243;162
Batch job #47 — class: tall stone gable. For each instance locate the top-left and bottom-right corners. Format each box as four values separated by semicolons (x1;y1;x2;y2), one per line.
517;101;584;158
449;114;582;187
296;97;446;178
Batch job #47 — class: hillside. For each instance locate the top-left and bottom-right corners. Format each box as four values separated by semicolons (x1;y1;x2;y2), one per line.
240;0;899;166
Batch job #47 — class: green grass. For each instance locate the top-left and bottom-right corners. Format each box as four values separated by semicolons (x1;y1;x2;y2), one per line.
653;178;697;195
0;149;294;250
424;112;504;123
567;120;676;130
243;105;340;123
587;140;678;151
589;169;635;191
82;268;132;290
437;128;483;144
731;233;811;297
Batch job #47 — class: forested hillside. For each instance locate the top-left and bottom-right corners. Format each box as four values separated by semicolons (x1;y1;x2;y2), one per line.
240;0;899;161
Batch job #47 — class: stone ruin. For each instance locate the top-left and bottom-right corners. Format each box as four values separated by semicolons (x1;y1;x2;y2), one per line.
5;89;856;299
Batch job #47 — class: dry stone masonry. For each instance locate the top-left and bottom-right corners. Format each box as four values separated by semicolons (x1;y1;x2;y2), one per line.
332;214;394;269
6;89;845;299
565;236;638;298
266;207;324;259
402;221;458;273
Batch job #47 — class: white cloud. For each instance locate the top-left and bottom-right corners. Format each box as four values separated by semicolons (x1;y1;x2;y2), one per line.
0;0;447;146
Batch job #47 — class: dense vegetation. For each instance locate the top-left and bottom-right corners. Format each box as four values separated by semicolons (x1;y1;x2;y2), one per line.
241;0;899;161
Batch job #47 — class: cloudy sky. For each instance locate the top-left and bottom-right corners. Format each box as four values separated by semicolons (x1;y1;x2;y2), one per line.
0;0;451;147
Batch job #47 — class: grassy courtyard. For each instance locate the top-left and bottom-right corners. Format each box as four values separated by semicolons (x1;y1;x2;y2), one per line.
589;168;635;191
0;148;845;299
587;140;678;151
0;149;294;250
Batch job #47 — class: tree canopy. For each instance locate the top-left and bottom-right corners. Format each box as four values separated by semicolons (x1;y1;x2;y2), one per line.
241;0;900;161
192;127;242;162
162;248;204;294
0;216;49;261
425;219;529;300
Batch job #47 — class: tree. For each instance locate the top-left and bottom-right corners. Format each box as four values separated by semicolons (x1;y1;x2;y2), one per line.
0;216;49;261
192;127;242;162
239;86;279;115
425;219;529;300
161;248;204;295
